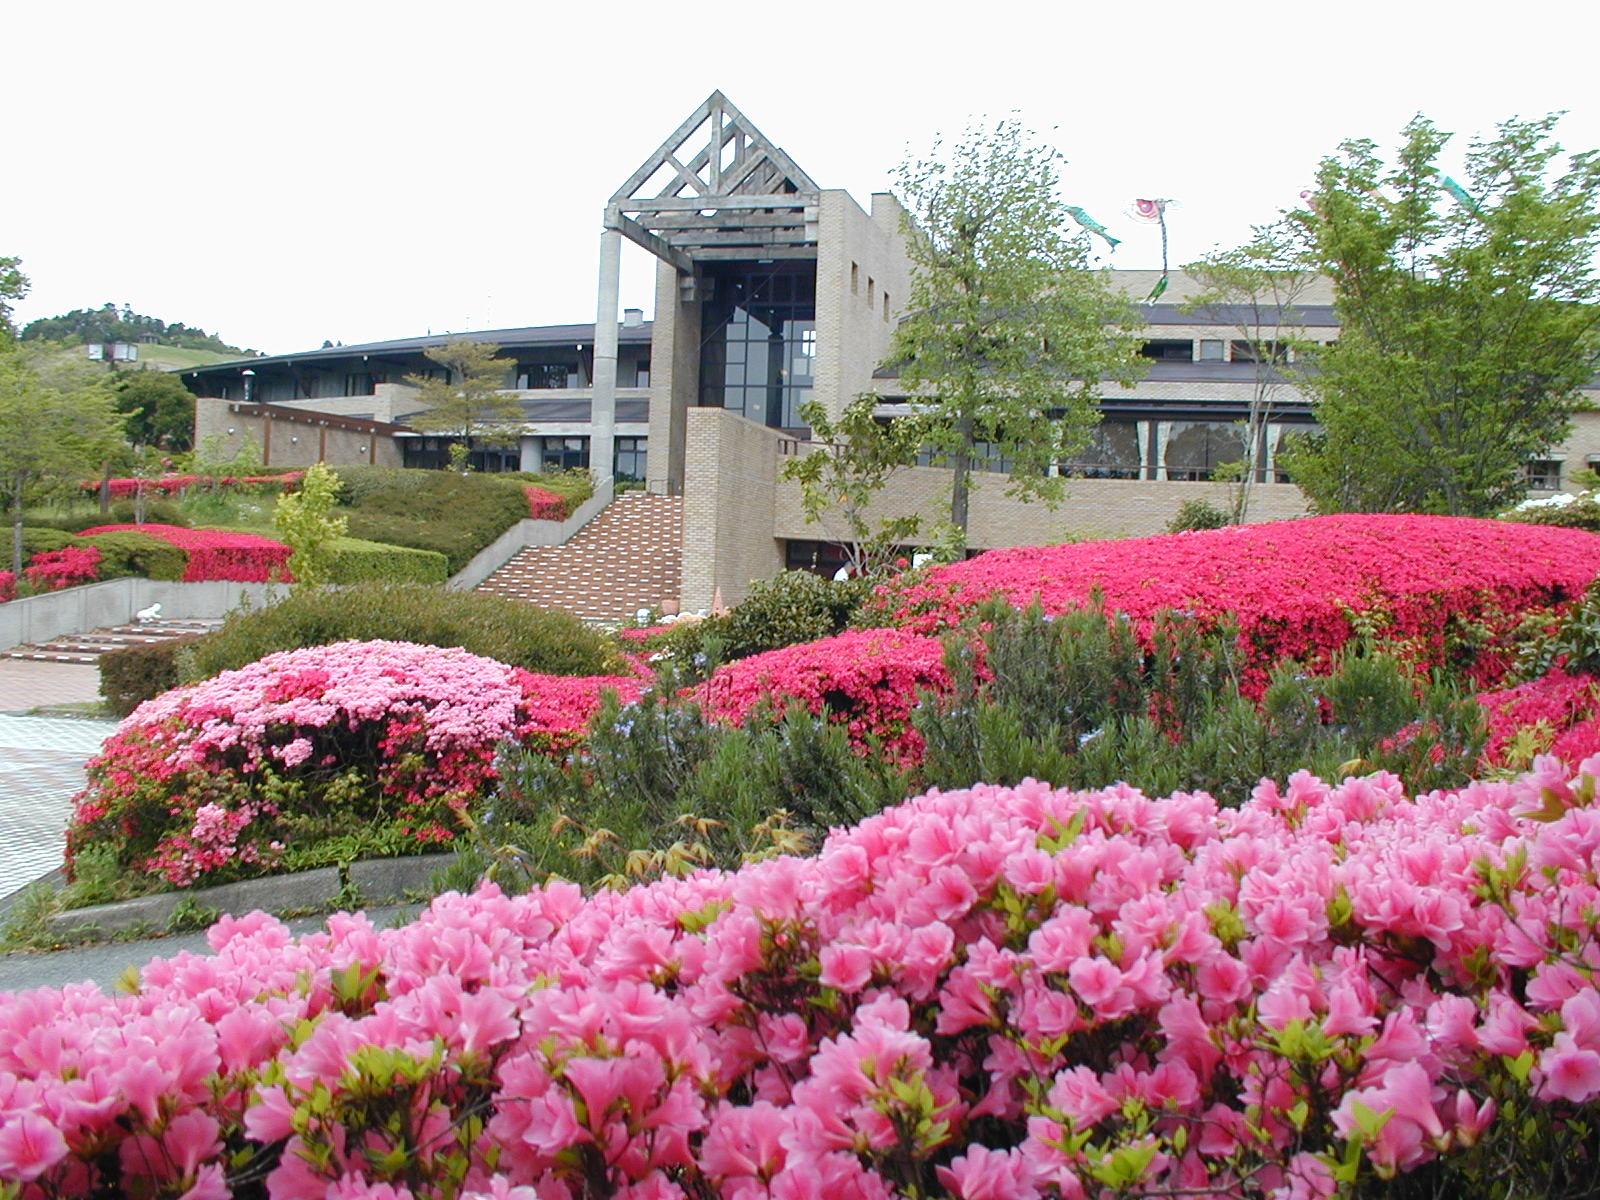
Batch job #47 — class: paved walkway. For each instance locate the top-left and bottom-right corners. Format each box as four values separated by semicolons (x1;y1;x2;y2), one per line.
0;714;115;902
0;659;114;904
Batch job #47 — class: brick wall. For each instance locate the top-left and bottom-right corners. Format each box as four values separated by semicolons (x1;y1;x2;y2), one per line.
814;191;913;424
647;259;701;494
192;398;401;468
680;408;785;610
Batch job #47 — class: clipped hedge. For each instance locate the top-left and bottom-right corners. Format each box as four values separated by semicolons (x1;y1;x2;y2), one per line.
326;537;449;584
19;527;78;561
79;530;189;581
179;582;615;682
99;634;203;718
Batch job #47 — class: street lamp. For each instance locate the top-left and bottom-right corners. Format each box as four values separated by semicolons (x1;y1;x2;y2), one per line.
242;368;256;404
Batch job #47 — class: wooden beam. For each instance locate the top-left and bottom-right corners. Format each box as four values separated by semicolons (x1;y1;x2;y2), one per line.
609;93;717;203
609;213;696;274
709;102;723;192
662;154;704;197
690;246;816;261
623;193;815;213
646;210;812;230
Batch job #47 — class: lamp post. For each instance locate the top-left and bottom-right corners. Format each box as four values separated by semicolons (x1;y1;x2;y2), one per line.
241;368;256;404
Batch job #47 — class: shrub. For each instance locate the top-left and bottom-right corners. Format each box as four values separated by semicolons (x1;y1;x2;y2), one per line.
78;523;291;582
0;571;13;603
273;462;346;585
326;537;450;584
1166;496;1230;532
1502;493;1600;531
19;527;77;560
523;484;572;520
99;634;203;718
79;529;189;581
22;544;100;592
12;757;1600;1197
868;514;1600;694
658;570;870;674
179;582;615;682
68;640;640;888
698;626;951;761
334;467;532;573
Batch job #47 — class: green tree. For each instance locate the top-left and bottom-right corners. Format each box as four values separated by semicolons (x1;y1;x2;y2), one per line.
0;256;27;340
19;302;248;355
891;117;1144;534
0;342;125;574
781;395;928;576
274;462;348;586
116;370;196;451
404;340;522;465
1183;220;1321;522
1279;113;1600;516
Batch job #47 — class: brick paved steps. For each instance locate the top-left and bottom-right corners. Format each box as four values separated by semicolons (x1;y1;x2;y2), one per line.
475;493;683;623
2;619;221;665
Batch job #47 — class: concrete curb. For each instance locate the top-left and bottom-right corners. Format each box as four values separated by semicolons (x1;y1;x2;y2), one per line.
43;854;458;938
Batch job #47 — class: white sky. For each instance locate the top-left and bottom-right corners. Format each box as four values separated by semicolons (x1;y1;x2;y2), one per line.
5;0;1598;355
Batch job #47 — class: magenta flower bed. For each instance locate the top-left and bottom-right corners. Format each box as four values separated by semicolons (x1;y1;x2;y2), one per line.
1476;668;1600;767
0;570;14;604
80;471;305;498
7;758;1600;1195
698;627;951;760
78;522;293;582
68;641;645;886
22;544;101;592
867;515;1600;692
523;484;574;521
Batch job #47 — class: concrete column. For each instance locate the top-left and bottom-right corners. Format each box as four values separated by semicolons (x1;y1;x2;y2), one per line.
591;226;622;486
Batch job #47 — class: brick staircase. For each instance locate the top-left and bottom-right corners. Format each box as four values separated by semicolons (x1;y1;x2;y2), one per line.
475;493;684;623
2;619;222;665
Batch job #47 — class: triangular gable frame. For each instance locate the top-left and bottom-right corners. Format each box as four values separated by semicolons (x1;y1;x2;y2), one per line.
605;91;821;268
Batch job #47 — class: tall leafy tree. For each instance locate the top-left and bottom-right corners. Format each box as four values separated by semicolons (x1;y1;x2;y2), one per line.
116;370;196;451
0;342;125;574
891;118;1144;535
0;255;27;340
404;340;522;464
1280;113;1600;516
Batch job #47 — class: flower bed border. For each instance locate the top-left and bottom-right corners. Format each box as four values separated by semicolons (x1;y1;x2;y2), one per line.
41;853;457;939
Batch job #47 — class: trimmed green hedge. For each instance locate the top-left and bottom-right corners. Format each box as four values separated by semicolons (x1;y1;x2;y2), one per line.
81;530;188;581
99;635;203;717
334;468;528;574
26;500;189;533
20;528;79;561
327;537;449;584
178;582;616;682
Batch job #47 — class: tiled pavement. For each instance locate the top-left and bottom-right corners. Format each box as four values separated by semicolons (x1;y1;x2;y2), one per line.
0;662;114;904
476;493;684;622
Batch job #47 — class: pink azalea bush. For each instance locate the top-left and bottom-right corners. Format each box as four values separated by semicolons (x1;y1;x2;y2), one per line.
7;758;1600;1195
67;640;644;887
0;571;14;604
867;515;1600;694
77;523;293;582
21;544;101;592
698;627;951;761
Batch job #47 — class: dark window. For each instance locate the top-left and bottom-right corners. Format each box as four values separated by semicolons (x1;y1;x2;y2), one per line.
1197;339;1225;362
1140;340;1193;362
1062;421;1142;479
615;437;647;482
518;362;577;390
344;373;373;397
786;539;856;578
537;436;589;472
1163;421;1249;481
1526;459;1564;491
697;262;817;429
1230;340;1289;364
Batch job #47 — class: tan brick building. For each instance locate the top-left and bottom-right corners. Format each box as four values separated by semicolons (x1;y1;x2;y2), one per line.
183;91;1600;611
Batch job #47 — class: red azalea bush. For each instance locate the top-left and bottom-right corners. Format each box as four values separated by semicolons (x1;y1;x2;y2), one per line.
81;471;305;499
22;544;101;592
0;571;14;603
524;484;574;521
1475;668;1600;768
6;760;1600;1195
78;523;293;582
867;515;1600;693
699;627;951;760
67;641;643;887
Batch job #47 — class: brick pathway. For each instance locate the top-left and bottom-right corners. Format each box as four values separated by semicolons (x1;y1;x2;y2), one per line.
476;493;684;623
0;714;115;902
0;659;104;710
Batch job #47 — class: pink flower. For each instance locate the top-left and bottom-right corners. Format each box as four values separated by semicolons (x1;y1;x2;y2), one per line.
1538;1034;1600;1103
935;1145;1040;1200
0;1113;69;1182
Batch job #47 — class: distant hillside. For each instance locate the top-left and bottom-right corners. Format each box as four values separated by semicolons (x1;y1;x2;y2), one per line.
21;302;252;356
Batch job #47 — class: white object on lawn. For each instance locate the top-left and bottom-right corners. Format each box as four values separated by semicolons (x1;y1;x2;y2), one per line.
135;603;162;623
